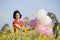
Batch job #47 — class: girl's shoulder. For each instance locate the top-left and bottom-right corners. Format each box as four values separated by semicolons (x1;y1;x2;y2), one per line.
13;20;17;24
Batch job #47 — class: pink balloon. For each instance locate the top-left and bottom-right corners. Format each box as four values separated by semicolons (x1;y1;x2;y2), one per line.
36;25;47;33
36;25;53;36
43;28;53;36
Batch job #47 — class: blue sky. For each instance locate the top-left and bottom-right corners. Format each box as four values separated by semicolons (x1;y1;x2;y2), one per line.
0;0;60;30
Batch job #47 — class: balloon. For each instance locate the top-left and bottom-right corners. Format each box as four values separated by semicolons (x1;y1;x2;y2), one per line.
36;25;47;33
40;16;52;26
43;28;53;36
36;25;53;36
37;9;47;19
29;18;37;28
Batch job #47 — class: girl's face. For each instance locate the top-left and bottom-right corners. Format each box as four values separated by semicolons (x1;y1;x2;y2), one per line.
16;13;20;20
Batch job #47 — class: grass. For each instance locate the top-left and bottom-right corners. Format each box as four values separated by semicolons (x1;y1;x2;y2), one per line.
0;28;60;40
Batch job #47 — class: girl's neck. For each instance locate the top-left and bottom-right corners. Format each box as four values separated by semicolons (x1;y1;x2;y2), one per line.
15;19;20;22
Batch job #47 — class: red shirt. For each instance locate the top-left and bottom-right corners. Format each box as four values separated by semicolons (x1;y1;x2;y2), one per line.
13;20;24;31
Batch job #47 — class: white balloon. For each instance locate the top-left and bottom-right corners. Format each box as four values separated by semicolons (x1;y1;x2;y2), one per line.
37;9;47;19
40;16;52;26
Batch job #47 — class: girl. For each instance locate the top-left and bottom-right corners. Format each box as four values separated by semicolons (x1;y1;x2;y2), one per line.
13;10;24;32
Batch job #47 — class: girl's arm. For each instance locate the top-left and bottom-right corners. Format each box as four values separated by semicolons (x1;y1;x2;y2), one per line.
13;24;21;30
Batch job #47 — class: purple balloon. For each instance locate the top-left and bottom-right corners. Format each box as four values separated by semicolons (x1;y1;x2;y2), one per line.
29;18;37;28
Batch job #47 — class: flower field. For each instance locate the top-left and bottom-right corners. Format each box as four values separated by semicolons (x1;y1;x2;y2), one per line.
0;28;60;40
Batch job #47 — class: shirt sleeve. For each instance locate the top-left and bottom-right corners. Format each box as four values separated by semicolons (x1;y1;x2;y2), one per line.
20;21;24;27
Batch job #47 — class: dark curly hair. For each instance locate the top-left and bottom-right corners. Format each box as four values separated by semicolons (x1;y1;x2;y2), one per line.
13;10;22;19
